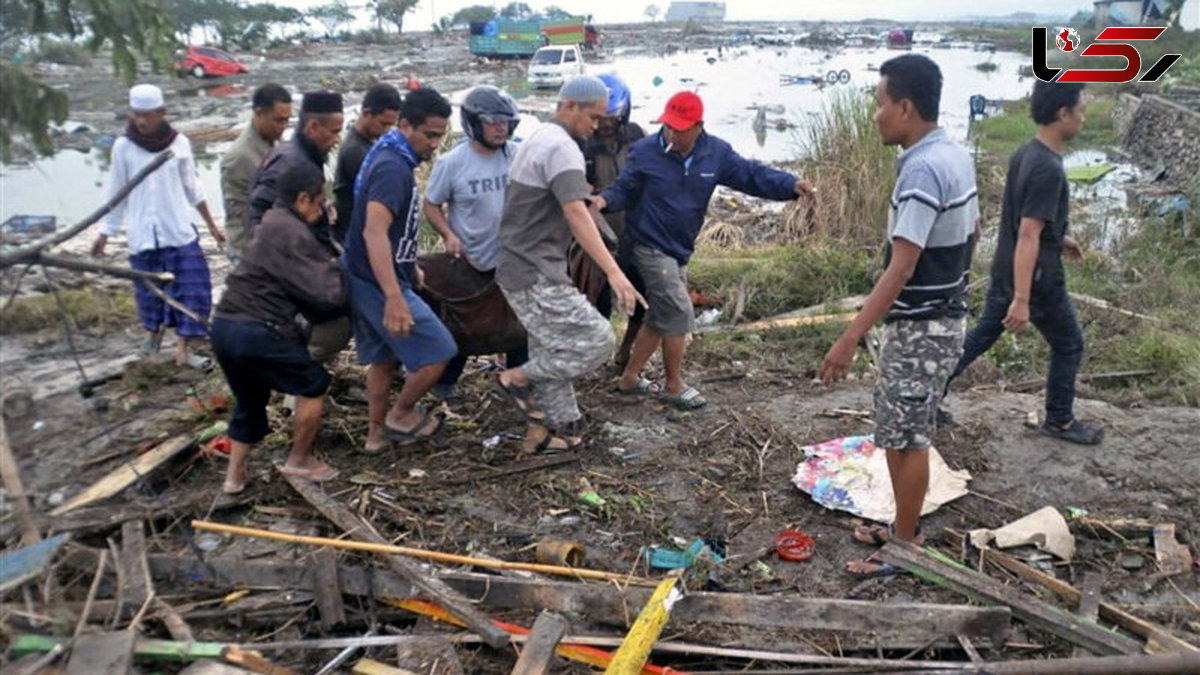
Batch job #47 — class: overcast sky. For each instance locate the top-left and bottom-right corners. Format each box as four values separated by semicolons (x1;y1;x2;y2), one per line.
281;0;1094;26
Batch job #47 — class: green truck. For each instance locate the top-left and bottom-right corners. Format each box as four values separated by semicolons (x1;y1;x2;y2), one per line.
468;19;592;58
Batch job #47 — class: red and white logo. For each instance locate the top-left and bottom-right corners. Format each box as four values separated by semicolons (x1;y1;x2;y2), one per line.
1055;27;1080;52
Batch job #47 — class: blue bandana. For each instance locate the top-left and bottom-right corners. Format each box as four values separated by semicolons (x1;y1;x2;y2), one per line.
354;129;419;203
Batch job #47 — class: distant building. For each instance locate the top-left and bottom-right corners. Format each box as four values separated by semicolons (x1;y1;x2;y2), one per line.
1093;0;1198;29
665;2;726;22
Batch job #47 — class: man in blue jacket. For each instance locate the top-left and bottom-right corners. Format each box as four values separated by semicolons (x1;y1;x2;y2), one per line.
592;91;813;409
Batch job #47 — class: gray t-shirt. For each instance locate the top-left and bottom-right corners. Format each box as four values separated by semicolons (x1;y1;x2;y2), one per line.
496;120;591;291
425;140;515;271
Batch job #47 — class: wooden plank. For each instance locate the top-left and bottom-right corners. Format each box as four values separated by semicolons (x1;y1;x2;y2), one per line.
222;646;299;675
955;634;983;663
942;528;1198;654
146;554;1011;648
896;651;1200;674
118;521;151;610
1153;524;1193;576
699;311;857;335
0;534;68;594
352;660;417;675
394;637;464;675
64;631;136;675
50;435;195;516
0;417;41;546
310;548;345;631
279;473;510;648
1074;572;1105;658
605;578;679;675
877;540;1142;656
511;612;568;675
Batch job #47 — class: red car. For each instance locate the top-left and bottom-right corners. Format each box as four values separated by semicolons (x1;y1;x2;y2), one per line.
176;46;248;78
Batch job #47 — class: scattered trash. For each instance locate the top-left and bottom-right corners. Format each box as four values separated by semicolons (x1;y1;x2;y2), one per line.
644;537;724;570
535;537;587;567
696;308;722;326
652;75;664;87
194;533;222;552
1065;506;1088;519
792;435;970;522
408;468;427;479
1066;164;1116;184
774;529;815;562
204;435;232;457
198;421;228;443
31;420;45;431
577;490;606;507
749;559;775;581
481;432;521;449
969;506;1076;562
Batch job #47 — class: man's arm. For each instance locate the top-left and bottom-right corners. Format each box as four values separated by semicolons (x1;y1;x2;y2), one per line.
564;199;645;315
595;144;643;212
94;140;129;256
717;148;803;201
819;238;922;382
1004;217;1044;333
363;200;412;336
422;200;461;258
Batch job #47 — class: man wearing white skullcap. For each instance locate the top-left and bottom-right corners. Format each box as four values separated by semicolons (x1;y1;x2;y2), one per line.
491;75;645;452
93;83;226;369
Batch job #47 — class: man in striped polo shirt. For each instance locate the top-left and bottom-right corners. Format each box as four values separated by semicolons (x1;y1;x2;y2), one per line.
820;54;978;576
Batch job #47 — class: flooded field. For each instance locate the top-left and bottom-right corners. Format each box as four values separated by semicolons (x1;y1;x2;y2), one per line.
0;41;1033;229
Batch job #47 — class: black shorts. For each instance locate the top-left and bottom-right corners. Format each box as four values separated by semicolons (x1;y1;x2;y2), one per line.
212;316;331;444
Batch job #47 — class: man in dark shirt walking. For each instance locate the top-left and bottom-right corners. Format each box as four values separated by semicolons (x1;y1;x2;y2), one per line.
946;80;1102;445
333;83;402;244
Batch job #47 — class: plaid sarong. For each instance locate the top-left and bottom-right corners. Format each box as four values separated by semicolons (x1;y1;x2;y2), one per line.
129;238;212;338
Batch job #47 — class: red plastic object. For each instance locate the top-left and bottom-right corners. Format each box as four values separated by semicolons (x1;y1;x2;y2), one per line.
774;529;815;562
205;435;232;456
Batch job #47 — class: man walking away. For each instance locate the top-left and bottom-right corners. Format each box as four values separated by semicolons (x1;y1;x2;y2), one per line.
819;54;979;576
344;88;457;455
422;85;527;401
213;162;347;494
93;84;225;368
220;83;292;260
493;75;645;452
945;80;1102;446
333;83;402;244
593;90;812;409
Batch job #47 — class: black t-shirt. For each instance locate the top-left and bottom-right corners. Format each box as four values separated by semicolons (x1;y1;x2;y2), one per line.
990;139;1069;296
333;127;372;243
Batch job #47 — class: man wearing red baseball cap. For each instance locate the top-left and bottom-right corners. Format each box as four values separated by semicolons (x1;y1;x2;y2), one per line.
592;91;814;410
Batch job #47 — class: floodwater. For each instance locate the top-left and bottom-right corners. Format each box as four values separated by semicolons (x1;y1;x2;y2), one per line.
1;44;1035;231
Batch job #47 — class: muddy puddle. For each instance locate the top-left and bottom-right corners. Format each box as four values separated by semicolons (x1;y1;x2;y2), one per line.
1;43;1034;227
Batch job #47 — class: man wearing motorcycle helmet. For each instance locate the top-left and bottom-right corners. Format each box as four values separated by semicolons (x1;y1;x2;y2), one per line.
578;73;646;366
423;85;527;399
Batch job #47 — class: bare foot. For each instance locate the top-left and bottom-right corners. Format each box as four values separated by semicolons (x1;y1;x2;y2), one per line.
223;466;247;494
279;459;339;482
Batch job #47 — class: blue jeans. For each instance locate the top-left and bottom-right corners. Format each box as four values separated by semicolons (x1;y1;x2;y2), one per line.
950;283;1084;426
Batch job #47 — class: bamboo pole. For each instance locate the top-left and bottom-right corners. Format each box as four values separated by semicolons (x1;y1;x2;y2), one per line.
191;520;653;585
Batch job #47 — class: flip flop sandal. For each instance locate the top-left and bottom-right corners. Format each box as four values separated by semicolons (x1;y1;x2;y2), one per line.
845;556;906;579
615;377;658;396
492;377;546;421
384;407;444;445
526;423;583;454
358;441;392;456
278;463;340;482
659;385;708;410
852;524;924;547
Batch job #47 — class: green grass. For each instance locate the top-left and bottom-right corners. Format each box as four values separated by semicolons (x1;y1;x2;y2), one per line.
971;96;1118;159
0;287;136;335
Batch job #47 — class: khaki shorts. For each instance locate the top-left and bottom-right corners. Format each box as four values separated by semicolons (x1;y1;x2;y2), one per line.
633;244;694;336
873;317;965;450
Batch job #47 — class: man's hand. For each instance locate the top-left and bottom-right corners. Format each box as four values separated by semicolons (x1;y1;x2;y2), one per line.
415;264;426;290
819;336;857;384
209;225;227;251
383;294;414;337
794;178;816;201
442;233;462;258
91;234;108;258
608;271;647;317
588;195;607;214
1062;235;1084;262
325;203;338;225
1003;298;1031;333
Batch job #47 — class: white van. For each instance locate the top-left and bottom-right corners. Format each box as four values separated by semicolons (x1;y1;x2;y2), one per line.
527;45;584;89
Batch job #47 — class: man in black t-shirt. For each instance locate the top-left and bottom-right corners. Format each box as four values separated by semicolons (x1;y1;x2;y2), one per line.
947;80;1103;445
333;83;401;244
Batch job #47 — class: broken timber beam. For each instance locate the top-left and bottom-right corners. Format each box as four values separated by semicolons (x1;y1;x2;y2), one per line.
50;435;196;516
898;651;1200;675
0;417;41;546
279;473;510;648
64;631;136;675
148;554;1011;648
117;521;151;612
511;612;568;675
877;539;1142;655
310;548;345;631
942;528;1198;654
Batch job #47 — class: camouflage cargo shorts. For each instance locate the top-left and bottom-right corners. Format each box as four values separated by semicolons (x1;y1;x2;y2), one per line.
873;317;965;451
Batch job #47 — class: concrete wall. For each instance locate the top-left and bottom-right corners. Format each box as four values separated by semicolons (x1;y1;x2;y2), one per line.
1116;94;1200;189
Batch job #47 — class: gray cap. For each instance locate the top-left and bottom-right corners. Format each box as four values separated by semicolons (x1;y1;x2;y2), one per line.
558;75;609;104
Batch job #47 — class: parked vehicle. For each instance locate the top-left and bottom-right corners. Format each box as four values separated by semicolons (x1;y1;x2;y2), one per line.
469;18;587;59
175;46;248;78
527;45;584;89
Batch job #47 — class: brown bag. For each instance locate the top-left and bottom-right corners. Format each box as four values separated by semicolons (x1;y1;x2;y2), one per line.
416;253;526;356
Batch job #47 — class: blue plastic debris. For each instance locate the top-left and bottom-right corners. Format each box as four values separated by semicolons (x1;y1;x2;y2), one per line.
643;538;724;570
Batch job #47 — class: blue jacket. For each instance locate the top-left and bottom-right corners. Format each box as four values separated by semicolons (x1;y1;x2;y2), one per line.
600;130;797;264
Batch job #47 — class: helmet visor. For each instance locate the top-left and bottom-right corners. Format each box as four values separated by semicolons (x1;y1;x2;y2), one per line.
477;113;514;126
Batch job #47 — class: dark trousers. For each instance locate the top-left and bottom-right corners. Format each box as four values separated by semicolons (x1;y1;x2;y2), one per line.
438;345;530;387
949;283;1084;425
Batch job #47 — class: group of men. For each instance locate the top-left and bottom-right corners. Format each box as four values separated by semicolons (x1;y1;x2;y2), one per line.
97;54;1100;573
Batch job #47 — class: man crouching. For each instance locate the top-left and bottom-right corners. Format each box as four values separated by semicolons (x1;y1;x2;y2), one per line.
212;162;348;494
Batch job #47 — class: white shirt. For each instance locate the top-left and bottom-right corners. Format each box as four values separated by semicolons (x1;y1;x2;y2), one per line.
103;133;207;254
